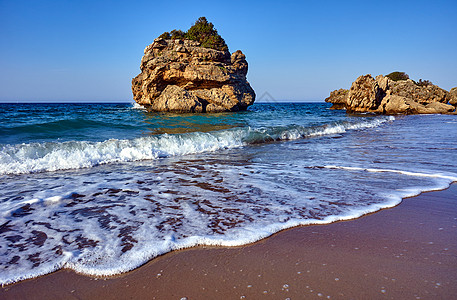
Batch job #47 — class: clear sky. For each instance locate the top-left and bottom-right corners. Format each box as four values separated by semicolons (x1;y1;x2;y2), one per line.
1;0;456;102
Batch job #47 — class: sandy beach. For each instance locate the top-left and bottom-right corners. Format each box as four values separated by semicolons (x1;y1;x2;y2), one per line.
1;184;456;299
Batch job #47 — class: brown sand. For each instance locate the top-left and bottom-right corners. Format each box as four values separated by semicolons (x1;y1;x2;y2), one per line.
1;184;456;299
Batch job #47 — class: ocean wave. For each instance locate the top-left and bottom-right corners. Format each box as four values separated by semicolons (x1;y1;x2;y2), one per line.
131;102;146;110
0;116;394;175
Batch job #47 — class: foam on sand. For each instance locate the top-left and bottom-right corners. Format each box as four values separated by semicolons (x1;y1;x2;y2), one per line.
1;157;455;285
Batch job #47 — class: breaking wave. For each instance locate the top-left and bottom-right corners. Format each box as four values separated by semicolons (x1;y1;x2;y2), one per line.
0;117;394;175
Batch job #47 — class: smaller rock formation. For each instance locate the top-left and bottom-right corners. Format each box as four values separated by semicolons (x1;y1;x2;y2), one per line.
325;74;456;114
325;89;347;110
132;17;255;113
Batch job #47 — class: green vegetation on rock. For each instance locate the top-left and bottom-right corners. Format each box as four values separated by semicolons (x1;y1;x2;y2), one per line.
386;71;433;87
170;30;185;40
416;79;433;87
386;71;410;81
157;17;228;51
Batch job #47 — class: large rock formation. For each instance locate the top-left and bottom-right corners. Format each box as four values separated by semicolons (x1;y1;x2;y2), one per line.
325;74;456;114
132;38;255;113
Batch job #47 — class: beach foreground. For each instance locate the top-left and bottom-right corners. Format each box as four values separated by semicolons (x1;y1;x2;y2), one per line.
2;184;456;299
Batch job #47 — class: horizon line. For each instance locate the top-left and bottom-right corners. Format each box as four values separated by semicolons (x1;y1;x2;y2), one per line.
0;100;326;104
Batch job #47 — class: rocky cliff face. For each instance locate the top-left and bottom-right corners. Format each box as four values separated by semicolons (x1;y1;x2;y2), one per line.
326;74;456;114
132;38;255;113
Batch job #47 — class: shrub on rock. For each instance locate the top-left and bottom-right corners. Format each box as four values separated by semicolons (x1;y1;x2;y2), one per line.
156;17;228;51
386;71;410;81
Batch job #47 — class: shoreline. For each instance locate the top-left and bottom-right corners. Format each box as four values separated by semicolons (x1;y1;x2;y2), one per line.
2;184;456;299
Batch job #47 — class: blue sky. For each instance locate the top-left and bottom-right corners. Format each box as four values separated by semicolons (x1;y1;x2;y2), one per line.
1;0;456;102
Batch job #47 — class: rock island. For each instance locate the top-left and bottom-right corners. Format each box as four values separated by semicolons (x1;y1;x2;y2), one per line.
326;72;457;114
132;17;255;113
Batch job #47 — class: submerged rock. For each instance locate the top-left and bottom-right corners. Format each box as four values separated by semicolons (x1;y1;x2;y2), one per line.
132;39;255;113
326;74;456;114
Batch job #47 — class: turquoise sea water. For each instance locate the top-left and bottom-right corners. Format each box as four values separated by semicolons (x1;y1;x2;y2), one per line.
0;102;456;284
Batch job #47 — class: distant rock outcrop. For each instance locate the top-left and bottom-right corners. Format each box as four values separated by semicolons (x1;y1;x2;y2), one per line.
132;19;255;113
326;74;456;114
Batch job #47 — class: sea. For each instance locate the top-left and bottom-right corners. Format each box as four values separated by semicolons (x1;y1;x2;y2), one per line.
1;102;456;285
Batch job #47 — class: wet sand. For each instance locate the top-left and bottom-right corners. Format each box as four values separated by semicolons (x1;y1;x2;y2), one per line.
2;184;456;299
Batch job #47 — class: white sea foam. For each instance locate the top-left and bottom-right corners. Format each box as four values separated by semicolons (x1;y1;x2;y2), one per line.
0;117;394;175
131;102;146;110
9;113;457;286
1;151;455;285
3;105;457;286
0;130;244;175
322;165;457;182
